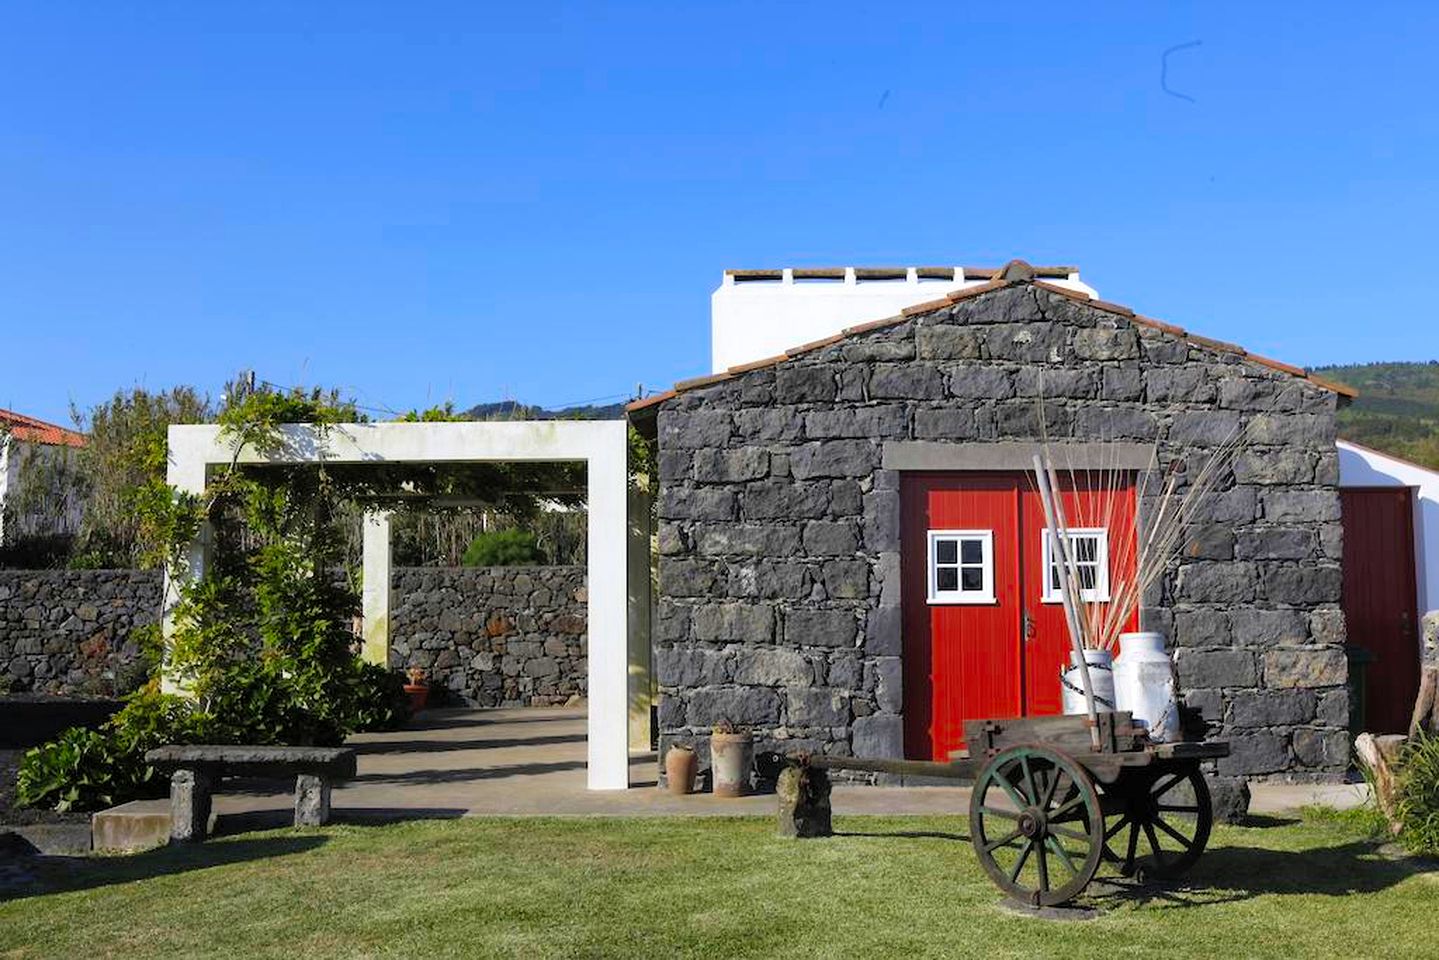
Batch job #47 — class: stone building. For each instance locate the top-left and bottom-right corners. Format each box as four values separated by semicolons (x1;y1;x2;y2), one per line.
628;261;1355;781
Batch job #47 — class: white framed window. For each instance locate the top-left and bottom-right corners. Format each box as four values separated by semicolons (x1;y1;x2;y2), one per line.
1041;528;1111;604
927;530;995;604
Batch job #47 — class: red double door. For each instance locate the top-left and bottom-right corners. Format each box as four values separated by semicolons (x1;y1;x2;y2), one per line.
900;471;1137;761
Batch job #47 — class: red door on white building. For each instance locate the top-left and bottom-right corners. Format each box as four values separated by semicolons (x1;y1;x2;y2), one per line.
900;471;1137;761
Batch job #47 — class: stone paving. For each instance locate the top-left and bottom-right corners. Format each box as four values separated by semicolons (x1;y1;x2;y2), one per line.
108;706;1366;835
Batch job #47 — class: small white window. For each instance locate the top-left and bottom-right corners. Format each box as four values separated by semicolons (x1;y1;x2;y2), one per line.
1041;529;1110;604
928;530;995;604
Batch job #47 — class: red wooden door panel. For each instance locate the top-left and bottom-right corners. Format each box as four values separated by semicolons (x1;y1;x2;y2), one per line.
1019;476;1138;717
901;473;1022;760
901;471;1138;761
1341;487;1419;734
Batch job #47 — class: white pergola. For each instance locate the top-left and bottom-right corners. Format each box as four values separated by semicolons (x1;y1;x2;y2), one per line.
164;420;646;790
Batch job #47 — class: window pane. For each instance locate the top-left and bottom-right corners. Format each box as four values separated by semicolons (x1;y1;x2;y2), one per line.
1078;566;1098;590
1073;536;1098;562
937;568;958;591
961;567;984;591
960;539;983;564
1049;563;1062;591
936;539;957;564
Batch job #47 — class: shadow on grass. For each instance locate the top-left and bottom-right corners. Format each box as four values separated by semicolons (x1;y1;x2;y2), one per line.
0;834;329;904
835;829;969;842
1089;838;1437;909
213;807;469;835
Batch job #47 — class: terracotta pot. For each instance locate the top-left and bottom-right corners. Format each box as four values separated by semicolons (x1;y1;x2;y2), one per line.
404;683;429;713
664;745;697;796
710;732;753;797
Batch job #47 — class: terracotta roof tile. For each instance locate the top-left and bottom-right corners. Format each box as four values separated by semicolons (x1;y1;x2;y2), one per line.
784;332;848;357
1246;353;1308;379
727;353;791;375
0;408;86;448
901;296;959;317
672;371;735;392
1302;373;1359;398
840;315;907;336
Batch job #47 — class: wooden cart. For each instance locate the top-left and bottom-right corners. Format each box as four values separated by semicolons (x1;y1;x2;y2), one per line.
784;711;1228;907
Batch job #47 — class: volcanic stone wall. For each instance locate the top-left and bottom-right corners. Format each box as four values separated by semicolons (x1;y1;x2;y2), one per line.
652;281;1348;780
388;565;587;707
0;570;161;695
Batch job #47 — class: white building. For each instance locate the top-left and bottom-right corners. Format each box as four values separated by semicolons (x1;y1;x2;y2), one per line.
0;408;86;545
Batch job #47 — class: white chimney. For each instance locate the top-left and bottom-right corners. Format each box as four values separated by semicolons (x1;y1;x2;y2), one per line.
709;265;1098;373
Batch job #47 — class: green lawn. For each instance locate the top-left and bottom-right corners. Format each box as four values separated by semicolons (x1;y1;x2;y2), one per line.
1;811;1435;959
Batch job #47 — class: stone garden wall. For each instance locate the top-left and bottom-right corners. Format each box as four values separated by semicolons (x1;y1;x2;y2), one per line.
388;565;588;707
652;280;1349;780
0;570;161;695
1;566;588;707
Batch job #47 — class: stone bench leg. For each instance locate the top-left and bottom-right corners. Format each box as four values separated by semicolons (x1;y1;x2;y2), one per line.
294;774;332;827
170;767;214;843
776;765;832;838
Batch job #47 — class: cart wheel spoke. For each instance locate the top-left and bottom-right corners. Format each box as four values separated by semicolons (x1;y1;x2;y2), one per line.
1155;804;1199;814
1050;794;1086;822
1123;820;1140;873
1152;815;1195;850
1041;767;1064;810
983;828;1025;853
979;806;1021;821
1009;839;1034;883
1036;835;1050;892
1050;823;1091;843
1150;773;1185;799
1104;814;1131;842
1143;820;1168;869
1050;835;1082;874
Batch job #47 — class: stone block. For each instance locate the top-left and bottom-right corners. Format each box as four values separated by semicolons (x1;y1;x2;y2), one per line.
822;560;870;600
1309;608;1347;645
786;687;848;727
1262;490;1340;523
1014;367;1096;399
843;340;914;362
1168;410;1241;446
1230;690;1314;727
1218;731;1289;776
946;366;1014;399
693;448;769;483
1229;608;1308;646
1292;727;1349;768
1181;525;1234;561
776;765;833;838
775;366;837;403
1175;648;1257;688
659;486;738;521
695;525;802;558
692;602;775;642
1262;564;1342;605
1236;527;1317;561
294;774;331;827
688;686;781;727
1263;647;1346;688
1173;609;1231;648
1233;449;1314;485
1076;406;1157;440
984;323;1065;362
865;606;902;656
1174;562;1257;603
727;561;812;600
659;410;732;449
1073;326;1139;360
784;608;858;648
733;408;803;442
790;440;879;479
742;481;830;519
913;407;978;439
803;406;907;439
873;657;902;713
868;364;945;400
916;325;982;360
852;714;903;758
656;647;731;687
802;521;859;557
169;767;214;843
1101;367;1144;401
733;648;812;687
1204;776;1251;823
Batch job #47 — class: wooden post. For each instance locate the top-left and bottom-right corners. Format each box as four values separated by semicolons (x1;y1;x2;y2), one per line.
1411;665;1438;738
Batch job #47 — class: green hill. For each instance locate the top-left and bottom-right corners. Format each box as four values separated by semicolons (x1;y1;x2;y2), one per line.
1312;361;1439;468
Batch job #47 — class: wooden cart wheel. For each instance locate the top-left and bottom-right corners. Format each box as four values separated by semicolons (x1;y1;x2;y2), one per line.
969;745;1105;907
1100;764;1213;880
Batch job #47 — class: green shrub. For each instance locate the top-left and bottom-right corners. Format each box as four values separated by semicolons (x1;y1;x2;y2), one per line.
1396;733;1439;856
461;528;546;567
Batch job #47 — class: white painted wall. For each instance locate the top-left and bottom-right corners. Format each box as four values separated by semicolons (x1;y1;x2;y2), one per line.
0;436;84;542
1338;439;1439;616
711;267;1098;373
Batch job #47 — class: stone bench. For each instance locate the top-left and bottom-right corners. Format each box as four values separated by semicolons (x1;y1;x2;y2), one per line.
144;745;358;842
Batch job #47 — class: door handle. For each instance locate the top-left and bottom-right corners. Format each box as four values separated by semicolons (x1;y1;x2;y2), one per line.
1022;611;1035;642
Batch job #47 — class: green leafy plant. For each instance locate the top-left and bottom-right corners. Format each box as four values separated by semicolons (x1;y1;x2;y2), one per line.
1395;733;1439;856
461;528;547;567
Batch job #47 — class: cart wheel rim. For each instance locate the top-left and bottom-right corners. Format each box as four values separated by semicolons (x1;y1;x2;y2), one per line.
1101;766;1213;880
969;745;1104;907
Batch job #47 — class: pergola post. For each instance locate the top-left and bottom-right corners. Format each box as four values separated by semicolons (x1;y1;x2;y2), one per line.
361;509;392;667
626;479;654;751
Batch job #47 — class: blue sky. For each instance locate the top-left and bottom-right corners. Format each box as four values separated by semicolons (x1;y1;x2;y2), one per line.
3;2;1436;424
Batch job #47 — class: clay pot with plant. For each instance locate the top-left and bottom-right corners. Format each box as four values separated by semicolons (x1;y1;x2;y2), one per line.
403;666;430;713
664;743;698;796
710;719;753;798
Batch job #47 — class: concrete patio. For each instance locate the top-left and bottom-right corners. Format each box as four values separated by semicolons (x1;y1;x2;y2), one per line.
92;706;1371;847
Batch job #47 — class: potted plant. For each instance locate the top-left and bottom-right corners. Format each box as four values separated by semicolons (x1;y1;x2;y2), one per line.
710;719;753;798
403;666;430;713
664;742;697;796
